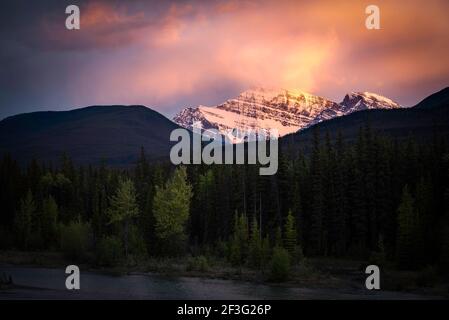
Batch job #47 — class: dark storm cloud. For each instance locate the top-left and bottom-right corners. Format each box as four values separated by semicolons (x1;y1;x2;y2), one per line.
0;0;189;51
0;0;202;117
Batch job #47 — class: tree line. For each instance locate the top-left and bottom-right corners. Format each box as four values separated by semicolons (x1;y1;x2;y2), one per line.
0;125;448;273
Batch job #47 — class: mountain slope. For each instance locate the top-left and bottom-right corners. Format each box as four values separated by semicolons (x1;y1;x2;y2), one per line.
308;91;401;127
282;87;449;150
173;88;401;140
341;91;401;111
0;105;181;165
414;87;449;109
2;88;445;166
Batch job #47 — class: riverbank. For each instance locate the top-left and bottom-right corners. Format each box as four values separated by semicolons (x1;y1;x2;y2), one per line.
0;250;333;287
1;250;448;298
2;265;445;300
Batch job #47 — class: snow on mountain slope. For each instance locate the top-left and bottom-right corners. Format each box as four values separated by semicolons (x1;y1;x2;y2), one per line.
173;88;340;139
308;92;402;127
173;88;402;141
341;92;402;112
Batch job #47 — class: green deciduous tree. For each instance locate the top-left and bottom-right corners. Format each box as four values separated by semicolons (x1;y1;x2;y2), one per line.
270;246;290;281
153;166;192;255
60;220;91;261
41;195;59;247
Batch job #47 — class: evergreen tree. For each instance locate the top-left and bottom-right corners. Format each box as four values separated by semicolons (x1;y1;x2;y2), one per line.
416;176;435;261
249;216;262;268
260;235;271;271
229;212;249;266
196;170;215;244
334;131;347;255
351;128;368;255
283;210;299;262
15;190;35;249
274;225;282;248
108;178;139;258
396;185;418;269
323;131;337;255
309;127;325;255
439;185;449;270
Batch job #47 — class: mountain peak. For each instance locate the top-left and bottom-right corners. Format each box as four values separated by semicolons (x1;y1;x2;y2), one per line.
173;87;403;141
341;91;401;111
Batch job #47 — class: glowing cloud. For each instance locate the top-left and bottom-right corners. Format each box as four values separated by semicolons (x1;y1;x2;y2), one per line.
0;0;448;118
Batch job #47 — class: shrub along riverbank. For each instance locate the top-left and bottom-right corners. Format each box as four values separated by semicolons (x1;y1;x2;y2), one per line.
1;250;448;297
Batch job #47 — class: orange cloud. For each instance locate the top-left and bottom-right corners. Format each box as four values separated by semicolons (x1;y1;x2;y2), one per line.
39;0;449;109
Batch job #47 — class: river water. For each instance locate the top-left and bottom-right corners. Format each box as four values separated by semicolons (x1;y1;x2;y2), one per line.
0;266;440;300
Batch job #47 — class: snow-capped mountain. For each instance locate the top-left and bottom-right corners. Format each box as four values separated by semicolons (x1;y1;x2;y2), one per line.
341;92;401;112
173;88;401;141
308;91;402;127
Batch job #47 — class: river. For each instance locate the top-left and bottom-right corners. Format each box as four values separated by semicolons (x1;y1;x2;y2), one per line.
0;266;441;300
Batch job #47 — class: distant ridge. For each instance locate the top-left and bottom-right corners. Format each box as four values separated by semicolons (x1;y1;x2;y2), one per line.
0;105;181;165
281;86;449;150
414;87;449;109
0;88;448;166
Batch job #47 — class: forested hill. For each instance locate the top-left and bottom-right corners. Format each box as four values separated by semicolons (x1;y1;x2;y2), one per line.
0;105;181;165
414;87;449;109
0;88;448;166
281;87;449;150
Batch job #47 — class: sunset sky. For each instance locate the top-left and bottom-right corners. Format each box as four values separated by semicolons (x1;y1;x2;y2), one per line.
1;0;448;119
